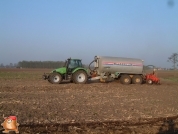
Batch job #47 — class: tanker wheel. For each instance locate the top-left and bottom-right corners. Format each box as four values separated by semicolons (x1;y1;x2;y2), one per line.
120;75;131;85
146;79;153;85
73;70;87;84
49;73;62;84
132;75;143;84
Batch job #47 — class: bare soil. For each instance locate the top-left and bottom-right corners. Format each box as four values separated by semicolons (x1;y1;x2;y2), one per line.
0;69;178;134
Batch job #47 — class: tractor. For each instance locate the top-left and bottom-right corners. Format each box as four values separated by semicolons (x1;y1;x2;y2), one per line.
43;58;88;84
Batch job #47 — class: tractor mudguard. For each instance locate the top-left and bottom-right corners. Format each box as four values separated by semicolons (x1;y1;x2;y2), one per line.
72;67;88;74
52;67;67;74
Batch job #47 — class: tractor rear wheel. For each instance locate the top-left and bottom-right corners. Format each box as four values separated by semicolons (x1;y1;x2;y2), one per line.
49;73;62;84
120;75;131;85
73;70;87;84
132;75;143;84
146;79;153;85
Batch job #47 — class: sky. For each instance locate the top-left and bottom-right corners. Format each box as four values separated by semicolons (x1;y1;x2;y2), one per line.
0;0;178;68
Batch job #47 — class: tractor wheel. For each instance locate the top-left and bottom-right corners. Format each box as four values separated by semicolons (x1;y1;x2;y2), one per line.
146;79;153;85
73;70;87;84
120;75;131;85
49;73;62;84
132;75;143;84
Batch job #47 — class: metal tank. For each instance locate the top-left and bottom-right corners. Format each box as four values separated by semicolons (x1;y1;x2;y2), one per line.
94;56;144;75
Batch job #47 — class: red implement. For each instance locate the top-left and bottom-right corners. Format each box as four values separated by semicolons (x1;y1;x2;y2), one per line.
145;71;160;85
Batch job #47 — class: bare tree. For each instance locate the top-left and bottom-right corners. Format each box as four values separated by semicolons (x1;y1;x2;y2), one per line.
168;53;178;70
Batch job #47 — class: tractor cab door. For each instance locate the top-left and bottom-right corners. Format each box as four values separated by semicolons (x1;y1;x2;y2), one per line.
67;59;82;74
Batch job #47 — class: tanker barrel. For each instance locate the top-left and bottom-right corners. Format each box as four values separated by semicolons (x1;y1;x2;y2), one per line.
95;56;144;75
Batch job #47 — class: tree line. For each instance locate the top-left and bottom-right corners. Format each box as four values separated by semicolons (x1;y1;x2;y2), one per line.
0;52;177;69
0;61;89;69
17;61;66;68
0;61;67;68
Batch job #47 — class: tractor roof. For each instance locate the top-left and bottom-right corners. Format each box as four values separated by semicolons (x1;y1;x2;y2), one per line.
68;58;81;61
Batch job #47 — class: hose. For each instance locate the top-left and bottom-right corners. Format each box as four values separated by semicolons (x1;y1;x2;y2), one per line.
88;59;96;72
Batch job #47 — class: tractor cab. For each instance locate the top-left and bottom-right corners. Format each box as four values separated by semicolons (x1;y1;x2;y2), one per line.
67;58;82;68
65;58;83;73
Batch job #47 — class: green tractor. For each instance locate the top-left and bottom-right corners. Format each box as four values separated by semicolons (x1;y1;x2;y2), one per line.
43;58;88;84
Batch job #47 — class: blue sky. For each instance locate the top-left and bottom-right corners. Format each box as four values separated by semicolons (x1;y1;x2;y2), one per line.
0;0;177;68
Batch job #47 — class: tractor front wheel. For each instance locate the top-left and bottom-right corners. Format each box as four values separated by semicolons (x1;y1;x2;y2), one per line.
49;73;62;84
73;70;87;84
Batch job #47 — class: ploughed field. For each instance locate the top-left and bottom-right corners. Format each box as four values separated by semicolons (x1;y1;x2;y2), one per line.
0;68;178;134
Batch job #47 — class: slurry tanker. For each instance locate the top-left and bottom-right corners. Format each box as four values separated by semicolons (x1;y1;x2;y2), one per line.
43;56;160;85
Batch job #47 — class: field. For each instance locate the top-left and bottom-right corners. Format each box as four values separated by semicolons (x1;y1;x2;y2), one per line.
0;68;178;134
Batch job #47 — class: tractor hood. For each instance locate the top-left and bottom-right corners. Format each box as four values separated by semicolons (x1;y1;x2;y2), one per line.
52;67;66;74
